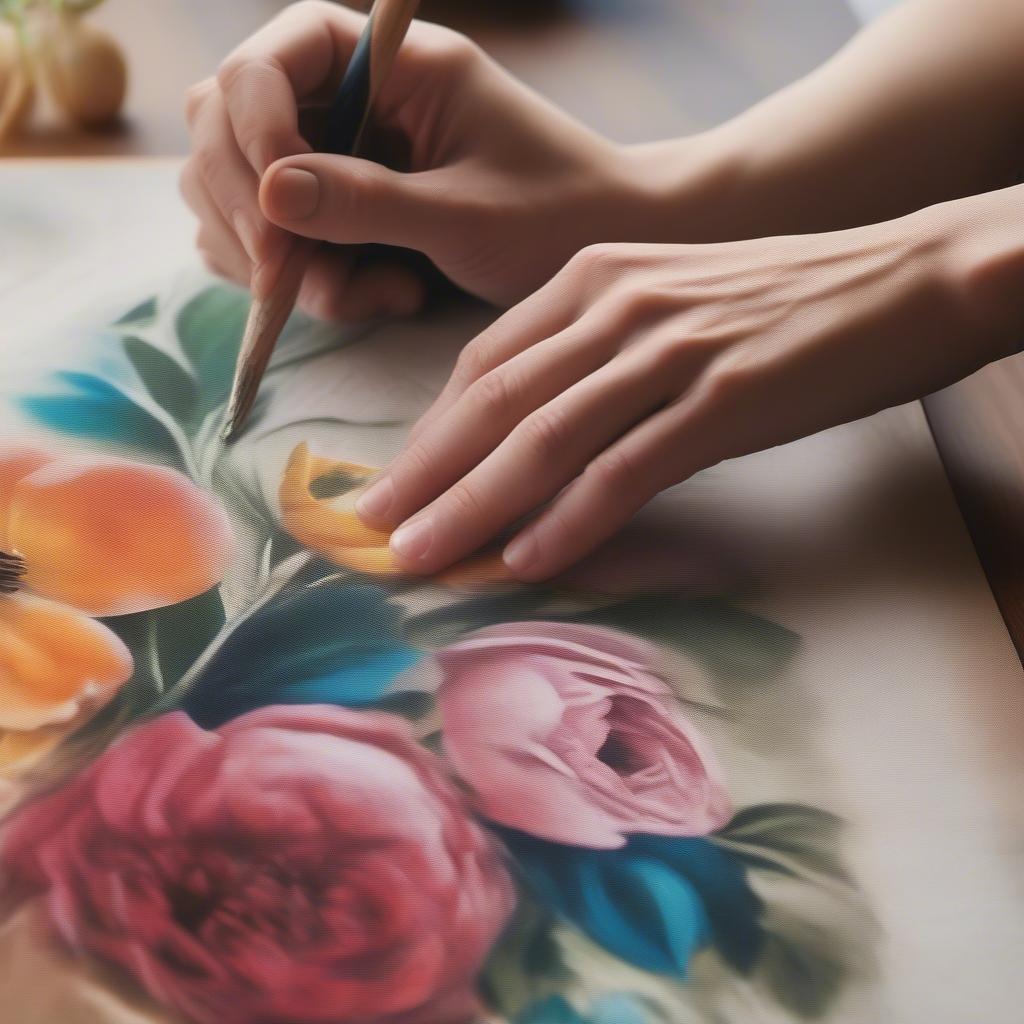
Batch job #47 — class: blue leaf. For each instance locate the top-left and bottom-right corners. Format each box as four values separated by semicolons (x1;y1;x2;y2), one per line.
183;575;423;727
516;996;587;1024
503;830;763;976
590;994;649;1024
515;995;650;1024
18;371;183;466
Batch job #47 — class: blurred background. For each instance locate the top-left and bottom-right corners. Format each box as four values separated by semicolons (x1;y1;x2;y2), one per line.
0;0;863;157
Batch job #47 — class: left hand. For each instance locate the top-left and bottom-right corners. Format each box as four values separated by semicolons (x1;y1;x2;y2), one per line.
353;199;1020;581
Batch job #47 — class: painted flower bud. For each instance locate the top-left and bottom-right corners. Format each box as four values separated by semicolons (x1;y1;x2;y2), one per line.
38;15;125;128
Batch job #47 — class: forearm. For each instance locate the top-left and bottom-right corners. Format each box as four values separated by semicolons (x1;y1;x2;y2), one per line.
628;0;1024;242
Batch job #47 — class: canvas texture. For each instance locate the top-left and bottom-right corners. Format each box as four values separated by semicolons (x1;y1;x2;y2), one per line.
0;279;883;1024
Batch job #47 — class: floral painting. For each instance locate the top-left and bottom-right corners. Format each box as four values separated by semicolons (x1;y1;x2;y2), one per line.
0;284;876;1024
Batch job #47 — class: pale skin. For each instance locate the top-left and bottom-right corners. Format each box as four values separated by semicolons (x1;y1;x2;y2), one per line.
181;0;1024;580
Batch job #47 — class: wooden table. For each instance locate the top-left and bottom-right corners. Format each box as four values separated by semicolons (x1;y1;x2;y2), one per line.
5;0;1021;661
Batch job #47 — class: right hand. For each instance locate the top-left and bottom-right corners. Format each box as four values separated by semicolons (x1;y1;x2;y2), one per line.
180;0;651;322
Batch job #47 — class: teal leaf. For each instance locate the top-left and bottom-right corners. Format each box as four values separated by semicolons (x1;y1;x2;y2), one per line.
713;804;852;884
182;570;423;727
176;285;249;412
113;296;157;326
18;371;183;467
588;994;650;1024
516;997;587;1024
502;831;763;977
122;335;198;425
515;994;652;1024
104;586;227;700
564;597;800;681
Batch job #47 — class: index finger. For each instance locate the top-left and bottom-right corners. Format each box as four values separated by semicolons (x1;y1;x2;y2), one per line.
217;0;366;174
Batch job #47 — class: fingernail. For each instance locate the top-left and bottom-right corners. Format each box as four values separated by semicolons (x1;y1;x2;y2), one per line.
271;167;320;220
503;530;539;574
231;210;261;263
391;516;433;563
356;476;394;522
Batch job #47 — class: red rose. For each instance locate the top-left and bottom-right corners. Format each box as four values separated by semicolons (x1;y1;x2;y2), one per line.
1;707;514;1024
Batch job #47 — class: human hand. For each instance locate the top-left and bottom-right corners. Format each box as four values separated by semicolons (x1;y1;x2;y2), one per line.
353;194;1022;581
179;0;655;322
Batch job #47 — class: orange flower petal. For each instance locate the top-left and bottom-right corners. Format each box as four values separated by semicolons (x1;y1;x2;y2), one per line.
279;443;391;554
0;446;53;548
279;443;513;588
0;594;132;732
8;457;234;616
0;727;64;777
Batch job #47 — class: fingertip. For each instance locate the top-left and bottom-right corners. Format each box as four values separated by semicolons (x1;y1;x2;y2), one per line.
354;476;396;527
260;159;321;224
502;529;541;578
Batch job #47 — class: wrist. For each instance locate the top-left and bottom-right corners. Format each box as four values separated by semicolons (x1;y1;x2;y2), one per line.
926;185;1024;362
613;130;749;244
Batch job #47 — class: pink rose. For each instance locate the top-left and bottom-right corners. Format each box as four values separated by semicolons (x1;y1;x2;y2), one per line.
437;622;731;850
0;707;514;1024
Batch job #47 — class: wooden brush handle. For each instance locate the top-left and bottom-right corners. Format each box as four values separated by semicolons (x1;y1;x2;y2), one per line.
223;0;421;441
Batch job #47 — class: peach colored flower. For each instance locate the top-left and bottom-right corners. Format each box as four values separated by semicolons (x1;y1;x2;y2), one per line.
279;443;510;588
0;444;233;777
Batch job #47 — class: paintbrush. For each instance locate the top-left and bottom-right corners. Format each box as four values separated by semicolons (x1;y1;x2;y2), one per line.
222;0;421;442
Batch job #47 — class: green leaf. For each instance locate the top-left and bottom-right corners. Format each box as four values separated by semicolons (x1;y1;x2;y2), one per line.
122;336;198;425
744;869;877;1020
403;589;559;649
757;928;846;1020
564;597;800;681
309;467;367;500
102;587;227;703
38;588;227;780
712;804;851;885
176;285;250;412
480;898;574;1019
113;296;157;326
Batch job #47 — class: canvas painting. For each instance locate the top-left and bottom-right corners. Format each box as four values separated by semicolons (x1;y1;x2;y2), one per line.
1;163;1022;1024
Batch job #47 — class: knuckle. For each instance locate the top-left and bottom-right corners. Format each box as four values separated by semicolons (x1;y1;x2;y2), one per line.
587;447;644;494
518;405;571;461
183;78;213;125
194;141;222;185
602;285;675;332
470;368;519;420
409;24;480;75
452;342;489;386
443;480;486;523
701;351;757;402
570;242;619;277
215;52;247;94
392;439;435;486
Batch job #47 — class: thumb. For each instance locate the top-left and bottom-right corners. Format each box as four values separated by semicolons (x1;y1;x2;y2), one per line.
259;154;452;253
